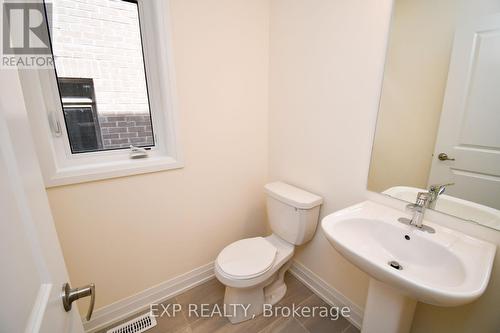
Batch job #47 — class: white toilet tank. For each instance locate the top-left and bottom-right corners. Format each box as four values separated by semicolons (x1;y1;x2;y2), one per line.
264;182;323;245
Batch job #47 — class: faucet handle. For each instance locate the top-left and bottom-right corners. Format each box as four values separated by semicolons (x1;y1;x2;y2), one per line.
406;203;422;212
416;191;431;205
429;183;455;195
405;192;430;212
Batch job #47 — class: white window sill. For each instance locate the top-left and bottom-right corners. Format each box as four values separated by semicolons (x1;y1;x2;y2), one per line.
45;156;183;188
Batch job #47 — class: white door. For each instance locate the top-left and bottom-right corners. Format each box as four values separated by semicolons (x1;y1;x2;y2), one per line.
429;14;500;210
0;69;85;332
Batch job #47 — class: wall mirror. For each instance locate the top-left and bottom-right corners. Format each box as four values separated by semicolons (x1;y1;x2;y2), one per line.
368;0;500;231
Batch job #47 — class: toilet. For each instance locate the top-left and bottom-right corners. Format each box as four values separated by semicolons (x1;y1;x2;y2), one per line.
215;181;322;323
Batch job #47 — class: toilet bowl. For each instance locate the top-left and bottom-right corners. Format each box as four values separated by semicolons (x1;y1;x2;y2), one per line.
215;182;322;324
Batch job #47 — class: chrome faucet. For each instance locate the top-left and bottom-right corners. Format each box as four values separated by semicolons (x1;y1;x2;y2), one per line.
427;183;454;209
405;191;431;228
398;183;454;233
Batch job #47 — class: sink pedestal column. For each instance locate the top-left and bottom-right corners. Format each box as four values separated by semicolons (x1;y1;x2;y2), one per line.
361;279;417;333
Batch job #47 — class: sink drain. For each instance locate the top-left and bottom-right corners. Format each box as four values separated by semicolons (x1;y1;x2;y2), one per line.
388;260;403;270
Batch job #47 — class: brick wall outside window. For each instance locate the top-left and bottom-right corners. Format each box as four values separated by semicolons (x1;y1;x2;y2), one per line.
51;0;154;149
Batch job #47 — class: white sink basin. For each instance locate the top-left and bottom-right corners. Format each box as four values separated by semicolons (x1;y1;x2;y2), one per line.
383;186;500;230
321;201;496;333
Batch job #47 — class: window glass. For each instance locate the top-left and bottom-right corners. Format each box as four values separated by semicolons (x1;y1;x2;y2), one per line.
59;78;101;152
49;0;154;153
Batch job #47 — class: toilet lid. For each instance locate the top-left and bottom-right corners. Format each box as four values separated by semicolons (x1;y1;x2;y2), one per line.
217;237;277;279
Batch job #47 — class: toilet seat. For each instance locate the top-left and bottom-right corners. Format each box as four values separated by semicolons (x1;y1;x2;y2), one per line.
216;237;277;279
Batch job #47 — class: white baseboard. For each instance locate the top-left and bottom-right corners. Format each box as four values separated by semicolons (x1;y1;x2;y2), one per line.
83;262;215;333
289;260;364;329
84;260;364;332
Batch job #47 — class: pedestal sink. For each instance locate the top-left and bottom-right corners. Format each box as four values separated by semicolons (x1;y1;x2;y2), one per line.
321;201;496;333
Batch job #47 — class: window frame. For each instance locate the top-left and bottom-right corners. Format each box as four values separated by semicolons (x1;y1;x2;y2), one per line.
19;0;183;187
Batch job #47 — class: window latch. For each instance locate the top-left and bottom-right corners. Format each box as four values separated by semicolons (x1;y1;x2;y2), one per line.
129;145;149;159
48;112;62;137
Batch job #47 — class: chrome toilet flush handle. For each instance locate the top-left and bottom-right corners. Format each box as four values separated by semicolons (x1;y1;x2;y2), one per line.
62;282;95;321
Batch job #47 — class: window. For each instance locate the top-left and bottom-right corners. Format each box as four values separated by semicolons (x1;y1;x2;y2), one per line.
20;0;182;187
59;78;102;153
50;0;156;154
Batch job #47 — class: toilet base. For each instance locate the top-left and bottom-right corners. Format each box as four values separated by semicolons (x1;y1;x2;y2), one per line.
224;260;292;324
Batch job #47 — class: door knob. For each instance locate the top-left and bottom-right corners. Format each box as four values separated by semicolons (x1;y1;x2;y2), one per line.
62;283;95;321
438;153;455;161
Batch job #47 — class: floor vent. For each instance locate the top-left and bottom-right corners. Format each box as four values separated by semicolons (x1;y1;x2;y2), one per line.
106;312;157;333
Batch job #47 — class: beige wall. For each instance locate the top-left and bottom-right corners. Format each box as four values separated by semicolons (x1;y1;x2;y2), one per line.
368;0;458;192
269;0;393;309
47;0;270;313
45;0;500;331
269;0;500;332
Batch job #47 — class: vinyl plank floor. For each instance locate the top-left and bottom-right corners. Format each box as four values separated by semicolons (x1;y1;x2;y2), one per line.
96;273;359;333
